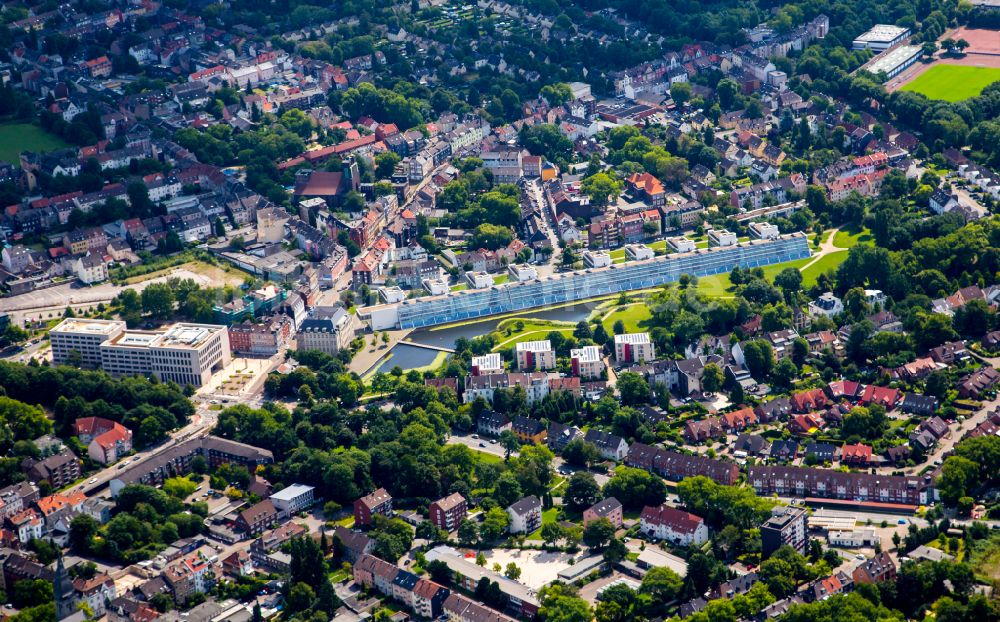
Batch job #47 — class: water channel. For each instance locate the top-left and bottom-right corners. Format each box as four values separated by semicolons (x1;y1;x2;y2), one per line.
372;299;607;373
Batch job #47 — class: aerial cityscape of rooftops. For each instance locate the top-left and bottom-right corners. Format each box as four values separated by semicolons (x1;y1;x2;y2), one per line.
1;0;1000;622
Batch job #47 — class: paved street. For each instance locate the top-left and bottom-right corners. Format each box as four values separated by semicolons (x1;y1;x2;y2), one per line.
447;431;512;459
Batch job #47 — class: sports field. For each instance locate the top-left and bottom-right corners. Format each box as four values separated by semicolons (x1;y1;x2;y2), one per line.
0;123;69;164
900;64;1000;101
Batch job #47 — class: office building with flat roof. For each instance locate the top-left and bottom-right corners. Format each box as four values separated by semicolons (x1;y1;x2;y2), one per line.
51;319;127;368
362;234;810;330
99;331;158;377
50;319;230;387
148;324;230;387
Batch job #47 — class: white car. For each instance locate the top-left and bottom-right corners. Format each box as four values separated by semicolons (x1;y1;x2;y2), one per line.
88;478;97;484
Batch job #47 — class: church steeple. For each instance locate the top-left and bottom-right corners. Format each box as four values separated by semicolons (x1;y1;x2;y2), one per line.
54;554;77;620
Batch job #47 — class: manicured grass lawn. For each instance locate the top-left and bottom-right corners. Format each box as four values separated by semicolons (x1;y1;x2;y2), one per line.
335;515;355;528
493;274;509;285
833;228;872;249
473;450;505;465
491;318;575;350
526;508;559;540
493;327;573;351
602;304;653;333
901;64;1000;101
450;283;468;291
761;257;811;281
0;123;69;164
695;255;817;297
801;251;848;287
696;272;736;297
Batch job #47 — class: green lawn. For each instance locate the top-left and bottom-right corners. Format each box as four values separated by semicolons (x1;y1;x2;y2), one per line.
493;274;509;285
491;318;576;351
833;228;872;249
901;64;1000;101
694;252;834;297
526;507;559;540
0;123;69;164
801;251;848;287
696;272;737;297
472;450;505;465
602;304;653;333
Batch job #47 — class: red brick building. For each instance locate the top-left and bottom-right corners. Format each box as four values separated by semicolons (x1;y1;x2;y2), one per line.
428;493;466;531
354;488;393;527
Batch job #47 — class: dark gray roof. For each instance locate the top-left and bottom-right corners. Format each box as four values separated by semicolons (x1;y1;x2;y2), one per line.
508;495;541;515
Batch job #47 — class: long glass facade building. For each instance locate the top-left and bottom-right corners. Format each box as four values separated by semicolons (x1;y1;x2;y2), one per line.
363;233;810;330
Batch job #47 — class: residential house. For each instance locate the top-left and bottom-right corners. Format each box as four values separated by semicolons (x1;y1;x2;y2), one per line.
640;505;709;546
477;411;512;436
583;430;630;461
507;496;542;534
429;493;467;532
354;488;393;527
684;417;723;443
332;526;373;562
840;443;873;466
852;552;896;584
512;416;547;445
583;498;623;528
235;500;278;536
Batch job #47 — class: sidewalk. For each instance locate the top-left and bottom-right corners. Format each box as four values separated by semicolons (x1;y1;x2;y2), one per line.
348;328;411;376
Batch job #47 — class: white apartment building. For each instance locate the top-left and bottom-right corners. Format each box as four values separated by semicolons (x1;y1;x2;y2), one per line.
506;496;542;534
808;292;844;318
465;271;493;289
508;264;538;282
423;278;449;296
748;221;780;240
463;373;550;405
471;352;503;376
515;340;556;370
582;250;612;269
668;236;697;253
640;505;709;546
50;319;230;387
481;150;523;183
614;332;655;364
570;345;604;379
624;244;654;261
707;228;738;247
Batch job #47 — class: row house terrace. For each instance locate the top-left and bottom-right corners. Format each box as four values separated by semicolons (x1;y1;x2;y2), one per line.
747;465;934;505
626;443;740;485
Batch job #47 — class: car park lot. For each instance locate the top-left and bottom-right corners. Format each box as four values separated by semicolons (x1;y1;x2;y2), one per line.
475;548;578;590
